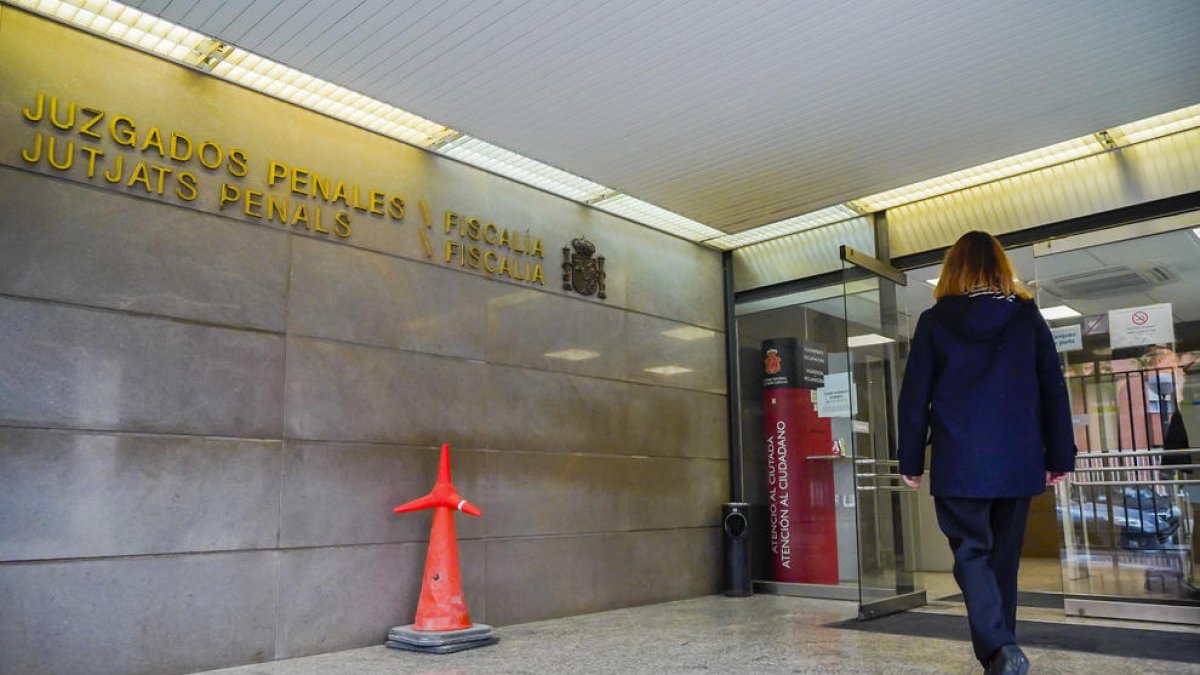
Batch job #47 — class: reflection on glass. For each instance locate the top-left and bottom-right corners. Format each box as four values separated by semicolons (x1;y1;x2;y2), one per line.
1036;227;1199;607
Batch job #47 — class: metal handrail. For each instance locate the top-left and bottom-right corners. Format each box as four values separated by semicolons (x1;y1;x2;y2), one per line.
1075;448;1198;459
1076;464;1200;472
1070;478;1200;486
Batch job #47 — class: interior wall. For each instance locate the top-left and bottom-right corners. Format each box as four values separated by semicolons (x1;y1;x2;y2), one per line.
0;9;729;675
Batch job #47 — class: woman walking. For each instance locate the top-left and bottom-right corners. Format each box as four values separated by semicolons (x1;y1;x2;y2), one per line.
897;231;1075;674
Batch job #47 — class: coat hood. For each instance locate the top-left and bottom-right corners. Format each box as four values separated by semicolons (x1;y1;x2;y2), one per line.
929;294;1029;341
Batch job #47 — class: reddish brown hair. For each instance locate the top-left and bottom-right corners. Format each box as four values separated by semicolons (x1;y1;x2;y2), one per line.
934;231;1032;300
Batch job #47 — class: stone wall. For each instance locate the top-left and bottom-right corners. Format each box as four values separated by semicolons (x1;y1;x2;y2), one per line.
0;8;728;674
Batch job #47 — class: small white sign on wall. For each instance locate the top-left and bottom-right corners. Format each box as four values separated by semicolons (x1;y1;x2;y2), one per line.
1051;325;1084;353
1109;303;1174;349
817;372;857;418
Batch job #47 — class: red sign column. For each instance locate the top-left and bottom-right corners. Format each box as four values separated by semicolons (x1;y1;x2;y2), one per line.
762;338;838;585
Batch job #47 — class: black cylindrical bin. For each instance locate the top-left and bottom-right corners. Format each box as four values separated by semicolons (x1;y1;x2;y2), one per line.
722;502;752;596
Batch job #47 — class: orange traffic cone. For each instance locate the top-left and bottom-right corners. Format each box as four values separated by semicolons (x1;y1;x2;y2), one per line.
386;443;498;653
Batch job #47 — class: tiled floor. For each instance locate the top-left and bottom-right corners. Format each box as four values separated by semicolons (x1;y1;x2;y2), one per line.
196;591;1199;675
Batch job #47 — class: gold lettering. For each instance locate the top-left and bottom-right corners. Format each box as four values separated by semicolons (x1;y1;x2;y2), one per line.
351;184;368;212
532;239;544;258
313;206;330;234
149;164;172;194
466;217;482;240
227;148;248;177
79;108;104;139
103;154;124;183
127;162;153;192
22;92;45;122
466;246;482;270
499;228;513;249
111;115;136;147
313;173;331;201
444;240;460;263
292;203;311;229
49;96;75;130
19;133;42;164
388;196;405;220
141;127;166;157
532;264;545;285
445;210;459;234
268;161;288;186
368;190;385;215
334;211;352;238
484;251;499;273
267;194;289;222
176;171;198;201
331;180;350;207
290;167;310;196
169;133;193;161
79;145;103;177
218;183;240;210
499;256;514;279
198;141;222;169
46;136;74;170
483;223;499;245
244;189;264;218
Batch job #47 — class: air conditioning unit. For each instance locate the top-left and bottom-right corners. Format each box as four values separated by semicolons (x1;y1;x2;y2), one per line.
1042;264;1176;299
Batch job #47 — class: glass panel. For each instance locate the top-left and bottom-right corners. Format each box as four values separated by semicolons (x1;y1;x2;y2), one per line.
839;262;925;614
735;283;859;591
1034;226;1200;608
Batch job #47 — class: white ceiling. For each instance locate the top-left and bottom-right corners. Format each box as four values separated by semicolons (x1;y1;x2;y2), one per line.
127;0;1200;234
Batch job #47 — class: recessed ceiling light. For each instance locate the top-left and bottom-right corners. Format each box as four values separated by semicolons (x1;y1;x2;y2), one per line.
847;334;895;348
1040;305;1082;320
544;349;600;361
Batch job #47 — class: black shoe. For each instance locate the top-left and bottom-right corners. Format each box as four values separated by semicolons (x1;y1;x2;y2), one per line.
985;644;1029;675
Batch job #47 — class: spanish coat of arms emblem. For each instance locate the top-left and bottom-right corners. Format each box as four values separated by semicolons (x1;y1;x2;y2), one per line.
562;236;606;299
764;348;782;375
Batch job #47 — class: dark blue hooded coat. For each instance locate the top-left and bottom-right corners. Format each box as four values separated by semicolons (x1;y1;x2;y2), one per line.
897;294;1076;497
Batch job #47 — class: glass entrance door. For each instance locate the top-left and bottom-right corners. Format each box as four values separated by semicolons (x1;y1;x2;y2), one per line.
1033;223;1200;624
839;247;926;619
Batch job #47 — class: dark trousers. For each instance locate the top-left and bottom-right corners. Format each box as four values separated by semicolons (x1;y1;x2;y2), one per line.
934;496;1032;665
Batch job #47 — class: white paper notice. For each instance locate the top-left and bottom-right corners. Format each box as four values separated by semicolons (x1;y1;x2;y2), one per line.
817;372;857;418
1109;303;1174;349
1051;325;1084;353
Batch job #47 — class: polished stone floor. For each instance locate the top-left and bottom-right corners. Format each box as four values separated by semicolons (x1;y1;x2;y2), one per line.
198;591;1199;675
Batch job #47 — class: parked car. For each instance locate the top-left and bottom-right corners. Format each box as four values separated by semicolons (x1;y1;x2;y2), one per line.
1067;486;1182;549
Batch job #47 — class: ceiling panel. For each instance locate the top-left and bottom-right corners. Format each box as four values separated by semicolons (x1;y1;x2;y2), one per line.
123;0;1200;234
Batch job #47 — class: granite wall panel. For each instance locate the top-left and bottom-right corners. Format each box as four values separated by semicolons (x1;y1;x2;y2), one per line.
288;237;496;360
0;428;281;562
279;440;486;548
484;535;603;626
0;166;290;331
0;551;278;675
0;297;285;437
624;383;729;460
283;336;483;447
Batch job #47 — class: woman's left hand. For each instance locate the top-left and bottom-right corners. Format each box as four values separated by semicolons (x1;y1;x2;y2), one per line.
901;474;922;489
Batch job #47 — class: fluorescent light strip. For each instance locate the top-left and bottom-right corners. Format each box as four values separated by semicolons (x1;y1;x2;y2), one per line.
851;136;1104;213
436;136;611;203
705;204;862;250
593;194;724;241
1115;104;1200;145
